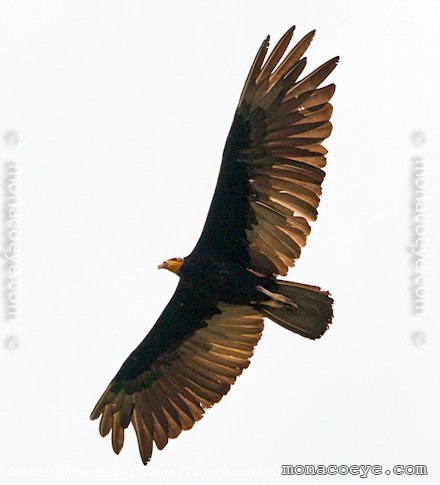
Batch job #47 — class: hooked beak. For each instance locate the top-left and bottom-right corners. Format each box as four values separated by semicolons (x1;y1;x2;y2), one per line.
158;258;183;274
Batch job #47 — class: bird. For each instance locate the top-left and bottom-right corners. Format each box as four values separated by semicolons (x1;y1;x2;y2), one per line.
91;25;338;465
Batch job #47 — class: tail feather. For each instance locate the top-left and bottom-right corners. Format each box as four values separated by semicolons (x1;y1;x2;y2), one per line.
259;280;333;340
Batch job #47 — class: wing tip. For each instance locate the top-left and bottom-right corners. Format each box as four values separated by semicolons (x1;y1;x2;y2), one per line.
322;56;340;71
141;456;151;466
283;25;296;40
305;29;316;41
90;408;101;421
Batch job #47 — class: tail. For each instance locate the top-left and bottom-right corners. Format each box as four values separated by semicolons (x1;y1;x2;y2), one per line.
258;280;334;340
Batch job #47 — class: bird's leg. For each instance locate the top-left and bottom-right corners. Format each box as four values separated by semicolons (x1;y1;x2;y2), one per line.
255;285;298;309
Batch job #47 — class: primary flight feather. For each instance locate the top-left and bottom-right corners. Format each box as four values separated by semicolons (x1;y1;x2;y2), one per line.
91;25;338;465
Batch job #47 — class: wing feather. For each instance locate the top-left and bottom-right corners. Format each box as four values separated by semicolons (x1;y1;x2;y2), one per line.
91;283;264;465
191;26;337;275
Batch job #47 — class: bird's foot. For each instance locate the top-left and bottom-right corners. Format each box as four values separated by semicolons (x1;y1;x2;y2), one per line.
255;285;298;309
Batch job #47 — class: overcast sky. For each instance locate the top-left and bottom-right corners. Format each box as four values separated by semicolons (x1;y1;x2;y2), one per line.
0;1;439;484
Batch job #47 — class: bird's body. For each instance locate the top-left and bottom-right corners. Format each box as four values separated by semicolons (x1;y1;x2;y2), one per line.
179;255;275;305
91;25;338;465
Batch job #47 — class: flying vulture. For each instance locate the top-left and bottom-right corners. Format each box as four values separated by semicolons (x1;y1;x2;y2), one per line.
91;25;338;465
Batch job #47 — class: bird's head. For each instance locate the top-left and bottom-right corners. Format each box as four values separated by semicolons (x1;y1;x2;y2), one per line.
158;257;183;275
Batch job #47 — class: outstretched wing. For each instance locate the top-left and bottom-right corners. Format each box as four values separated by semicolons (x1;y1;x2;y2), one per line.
191;26;338;276
91;282;264;464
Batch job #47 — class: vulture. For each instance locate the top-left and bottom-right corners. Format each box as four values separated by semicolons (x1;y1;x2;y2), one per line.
91;25;338;465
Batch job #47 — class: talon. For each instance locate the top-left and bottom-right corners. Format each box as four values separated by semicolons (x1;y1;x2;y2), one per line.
286;299;298;309
255;285;298;309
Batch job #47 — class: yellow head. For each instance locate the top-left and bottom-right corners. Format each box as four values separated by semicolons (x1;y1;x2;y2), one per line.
158;257;183;275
